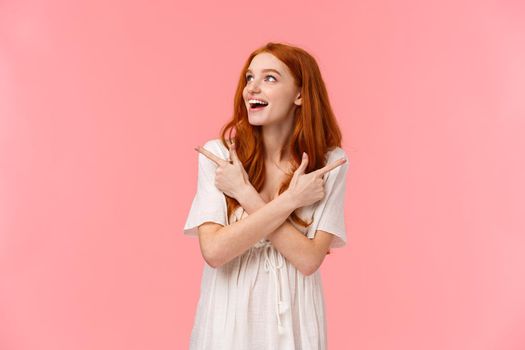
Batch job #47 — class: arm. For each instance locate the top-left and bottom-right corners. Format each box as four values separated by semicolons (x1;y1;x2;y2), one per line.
194;143;342;273
237;185;333;276
201;189;298;269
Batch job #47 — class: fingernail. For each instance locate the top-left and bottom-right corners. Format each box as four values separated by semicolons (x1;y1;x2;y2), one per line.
302;152;306;158
194;147;199;152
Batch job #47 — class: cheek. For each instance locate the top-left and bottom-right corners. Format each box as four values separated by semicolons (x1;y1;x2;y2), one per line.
267;90;285;105
270;94;294;109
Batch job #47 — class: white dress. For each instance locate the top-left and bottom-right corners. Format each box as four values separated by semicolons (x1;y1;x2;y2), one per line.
183;138;349;350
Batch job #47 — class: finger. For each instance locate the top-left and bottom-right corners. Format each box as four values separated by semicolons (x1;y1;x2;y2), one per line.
194;146;229;166
294;152;309;175
229;142;241;164
314;157;347;177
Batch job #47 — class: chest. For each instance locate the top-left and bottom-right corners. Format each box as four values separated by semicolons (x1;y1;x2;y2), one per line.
258;166;289;202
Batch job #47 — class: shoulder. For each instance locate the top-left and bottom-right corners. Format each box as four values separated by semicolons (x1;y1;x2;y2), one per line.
203;138;229;157
324;146;350;181
325;146;349;163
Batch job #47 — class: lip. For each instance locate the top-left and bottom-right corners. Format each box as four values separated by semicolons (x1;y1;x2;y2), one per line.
246;95;269;112
249;104;268;112
247;95;268;103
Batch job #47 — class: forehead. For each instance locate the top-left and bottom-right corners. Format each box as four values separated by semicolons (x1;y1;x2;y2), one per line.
247;53;287;74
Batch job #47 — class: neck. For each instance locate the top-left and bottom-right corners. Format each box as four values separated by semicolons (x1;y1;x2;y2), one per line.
261;115;294;164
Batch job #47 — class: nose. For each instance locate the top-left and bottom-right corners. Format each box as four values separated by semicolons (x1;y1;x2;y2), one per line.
246;79;261;94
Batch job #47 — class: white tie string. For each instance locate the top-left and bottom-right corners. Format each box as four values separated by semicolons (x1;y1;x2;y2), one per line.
262;242;290;335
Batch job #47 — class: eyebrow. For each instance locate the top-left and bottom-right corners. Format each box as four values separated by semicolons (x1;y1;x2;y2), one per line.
245;68;282;76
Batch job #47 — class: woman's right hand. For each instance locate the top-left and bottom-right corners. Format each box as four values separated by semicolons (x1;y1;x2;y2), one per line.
285;152;347;209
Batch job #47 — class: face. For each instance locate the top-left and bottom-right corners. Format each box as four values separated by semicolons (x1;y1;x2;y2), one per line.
242;52;302;126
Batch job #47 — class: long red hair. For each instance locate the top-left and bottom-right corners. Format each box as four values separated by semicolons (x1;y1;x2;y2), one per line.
219;42;343;238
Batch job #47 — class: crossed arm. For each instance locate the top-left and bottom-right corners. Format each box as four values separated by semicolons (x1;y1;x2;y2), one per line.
194;142;341;276
235;184;334;276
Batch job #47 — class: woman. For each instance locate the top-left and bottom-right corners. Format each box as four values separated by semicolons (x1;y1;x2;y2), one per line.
183;42;349;349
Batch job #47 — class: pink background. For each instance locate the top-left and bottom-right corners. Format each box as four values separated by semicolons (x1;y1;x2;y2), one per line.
1;0;525;349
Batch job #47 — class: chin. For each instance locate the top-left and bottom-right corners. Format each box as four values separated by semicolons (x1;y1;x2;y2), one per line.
247;118;266;126
247;113;269;125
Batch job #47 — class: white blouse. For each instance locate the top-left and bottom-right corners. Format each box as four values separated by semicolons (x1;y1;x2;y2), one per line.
184;138;349;350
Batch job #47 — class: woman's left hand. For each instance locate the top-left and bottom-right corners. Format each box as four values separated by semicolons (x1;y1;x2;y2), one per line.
194;141;251;200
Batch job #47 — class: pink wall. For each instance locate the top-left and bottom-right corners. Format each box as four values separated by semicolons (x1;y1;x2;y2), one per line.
1;0;524;349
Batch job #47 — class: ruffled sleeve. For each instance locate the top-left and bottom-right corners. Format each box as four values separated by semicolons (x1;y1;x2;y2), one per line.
306;148;349;249
183;139;228;237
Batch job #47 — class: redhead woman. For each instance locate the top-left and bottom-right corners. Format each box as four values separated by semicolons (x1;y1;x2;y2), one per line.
183;42;349;350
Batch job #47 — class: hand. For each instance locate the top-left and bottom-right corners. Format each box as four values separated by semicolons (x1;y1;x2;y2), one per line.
194;141;251;200
285;152;346;209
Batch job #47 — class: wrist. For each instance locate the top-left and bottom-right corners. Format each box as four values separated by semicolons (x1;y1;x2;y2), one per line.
279;190;299;212
236;183;256;204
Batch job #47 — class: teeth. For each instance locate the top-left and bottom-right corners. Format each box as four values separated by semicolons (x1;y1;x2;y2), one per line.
248;99;268;105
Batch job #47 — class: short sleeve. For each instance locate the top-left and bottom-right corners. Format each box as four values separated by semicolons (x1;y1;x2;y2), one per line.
183;139;228;237
307;149;349;249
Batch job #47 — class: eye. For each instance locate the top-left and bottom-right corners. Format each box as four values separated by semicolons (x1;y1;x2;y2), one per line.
245;74;277;82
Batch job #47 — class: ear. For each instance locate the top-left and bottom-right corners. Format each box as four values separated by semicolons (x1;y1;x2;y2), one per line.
295;92;302;106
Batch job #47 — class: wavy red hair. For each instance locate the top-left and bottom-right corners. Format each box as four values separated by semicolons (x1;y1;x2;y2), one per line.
218;42;343;247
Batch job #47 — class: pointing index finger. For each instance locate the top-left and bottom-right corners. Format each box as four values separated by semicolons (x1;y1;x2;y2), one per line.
314;157;347;177
195;146;228;166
